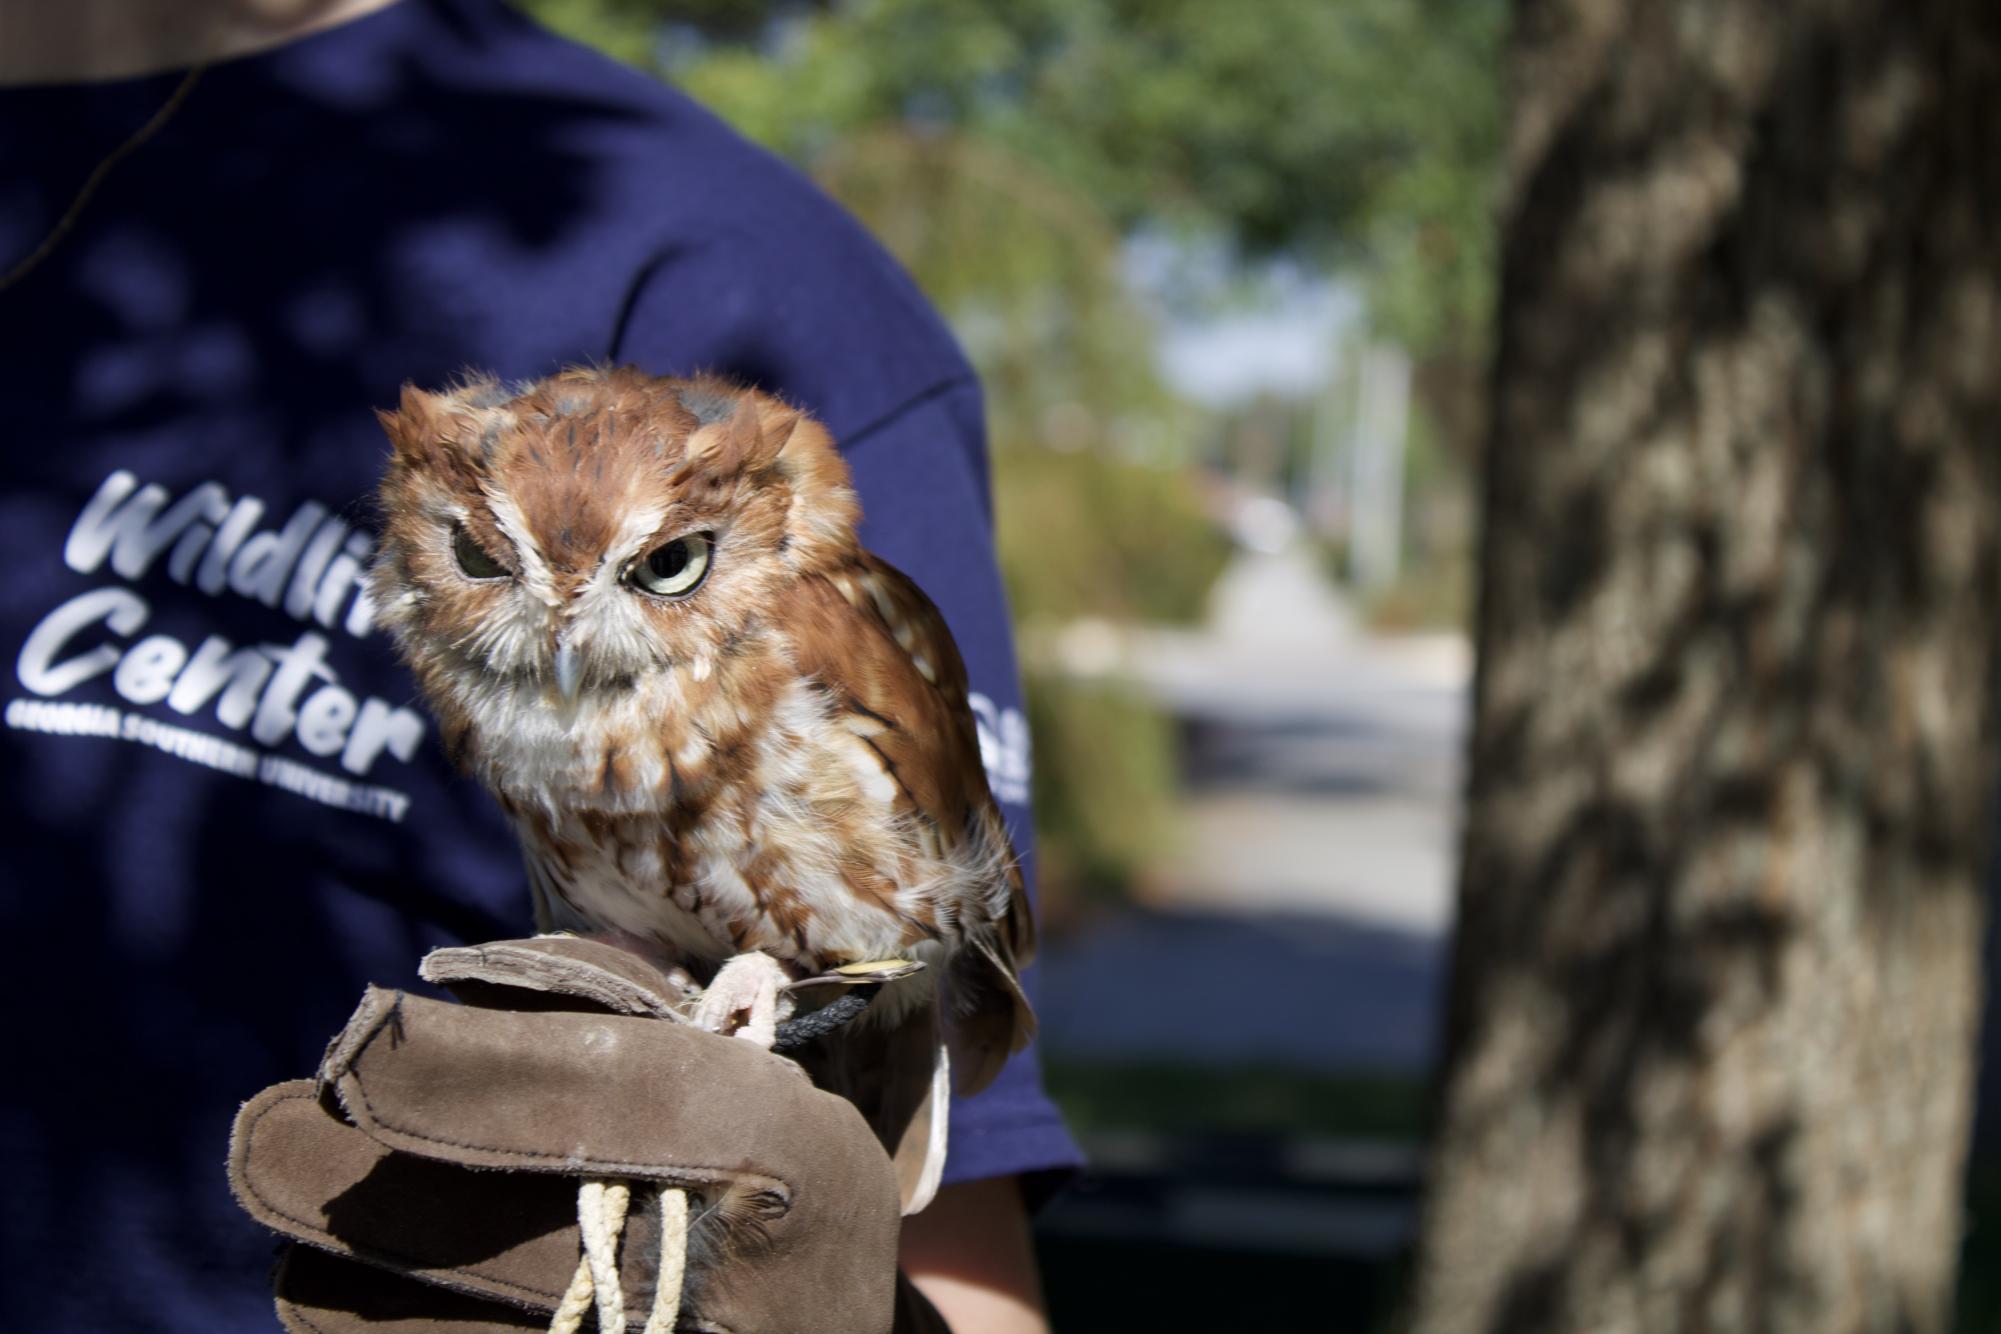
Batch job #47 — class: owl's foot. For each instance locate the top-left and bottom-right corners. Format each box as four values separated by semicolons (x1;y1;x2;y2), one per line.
693;950;796;1049
769;957;926;1051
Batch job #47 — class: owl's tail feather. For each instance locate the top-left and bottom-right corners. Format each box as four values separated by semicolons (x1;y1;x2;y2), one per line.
947;936;1037;1097
974;802;1039;970
1001;861;1039;969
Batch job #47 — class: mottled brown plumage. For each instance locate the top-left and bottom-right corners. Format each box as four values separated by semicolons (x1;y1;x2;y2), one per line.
368;367;1035;1208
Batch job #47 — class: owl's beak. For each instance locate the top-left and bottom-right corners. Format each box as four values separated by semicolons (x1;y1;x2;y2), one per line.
553;639;583;701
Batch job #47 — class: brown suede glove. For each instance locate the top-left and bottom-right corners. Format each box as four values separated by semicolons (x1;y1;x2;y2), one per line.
228;936;950;1334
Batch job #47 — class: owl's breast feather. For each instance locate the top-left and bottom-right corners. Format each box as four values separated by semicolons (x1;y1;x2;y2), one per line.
473;666;994;976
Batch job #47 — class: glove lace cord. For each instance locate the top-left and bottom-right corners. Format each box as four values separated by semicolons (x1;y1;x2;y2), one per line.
550;1179;689;1334
652;1185;690;1333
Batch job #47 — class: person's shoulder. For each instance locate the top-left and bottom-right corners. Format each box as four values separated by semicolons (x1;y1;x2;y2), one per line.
428;1;972;433
435;3;751;157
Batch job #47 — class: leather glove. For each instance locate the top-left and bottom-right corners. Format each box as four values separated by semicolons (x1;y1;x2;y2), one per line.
227;935;950;1334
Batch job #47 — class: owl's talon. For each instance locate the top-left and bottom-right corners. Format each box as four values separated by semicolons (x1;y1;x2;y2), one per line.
772;991;874;1052
693;951;795;1049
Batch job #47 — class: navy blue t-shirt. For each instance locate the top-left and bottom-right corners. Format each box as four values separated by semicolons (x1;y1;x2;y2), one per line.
0;2;1077;1326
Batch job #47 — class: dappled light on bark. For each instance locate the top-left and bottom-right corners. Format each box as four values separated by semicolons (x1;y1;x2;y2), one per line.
1413;2;2001;1332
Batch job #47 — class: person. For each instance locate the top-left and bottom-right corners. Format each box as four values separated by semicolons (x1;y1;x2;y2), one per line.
0;1;1079;1328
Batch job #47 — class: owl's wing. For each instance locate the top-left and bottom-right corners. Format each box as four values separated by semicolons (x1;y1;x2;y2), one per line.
782;553;1037;1094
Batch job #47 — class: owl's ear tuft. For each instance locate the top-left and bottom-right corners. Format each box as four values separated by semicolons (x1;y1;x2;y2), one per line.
683;391;776;475
378;383;451;461
763;404;860;565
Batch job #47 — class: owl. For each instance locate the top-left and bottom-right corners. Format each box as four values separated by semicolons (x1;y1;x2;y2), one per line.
368;366;1035;1211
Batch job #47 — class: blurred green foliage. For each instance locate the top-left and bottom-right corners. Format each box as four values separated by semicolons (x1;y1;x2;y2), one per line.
526;0;1502;356
995;445;1230;627
809;126;1169;459
1356;560;1473;635
1023;674;1180;910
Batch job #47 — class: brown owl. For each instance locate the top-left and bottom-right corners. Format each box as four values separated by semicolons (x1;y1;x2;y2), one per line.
368;365;1035;1211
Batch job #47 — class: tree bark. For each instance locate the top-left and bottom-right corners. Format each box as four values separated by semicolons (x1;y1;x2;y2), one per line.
1412;3;2001;1332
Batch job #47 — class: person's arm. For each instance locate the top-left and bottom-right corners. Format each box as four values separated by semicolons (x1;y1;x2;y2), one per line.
901;1176;1051;1334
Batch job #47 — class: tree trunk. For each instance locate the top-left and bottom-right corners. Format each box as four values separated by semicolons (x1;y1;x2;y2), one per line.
1411;3;2001;1332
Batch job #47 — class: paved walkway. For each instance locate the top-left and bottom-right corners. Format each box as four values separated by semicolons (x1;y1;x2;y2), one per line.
1126;547;1469;935
1035;548;1470;1075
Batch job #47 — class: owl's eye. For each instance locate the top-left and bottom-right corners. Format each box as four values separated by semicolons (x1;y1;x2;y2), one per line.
629;532;712;598
452;526;509;580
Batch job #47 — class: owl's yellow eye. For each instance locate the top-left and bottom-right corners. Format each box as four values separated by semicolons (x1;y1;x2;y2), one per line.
630;532;712;598
453;526;509;580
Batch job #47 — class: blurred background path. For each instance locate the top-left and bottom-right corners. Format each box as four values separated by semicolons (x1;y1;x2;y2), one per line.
1142;545;1466;934
1030;545;1469;1314
1038;545;1467;1077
